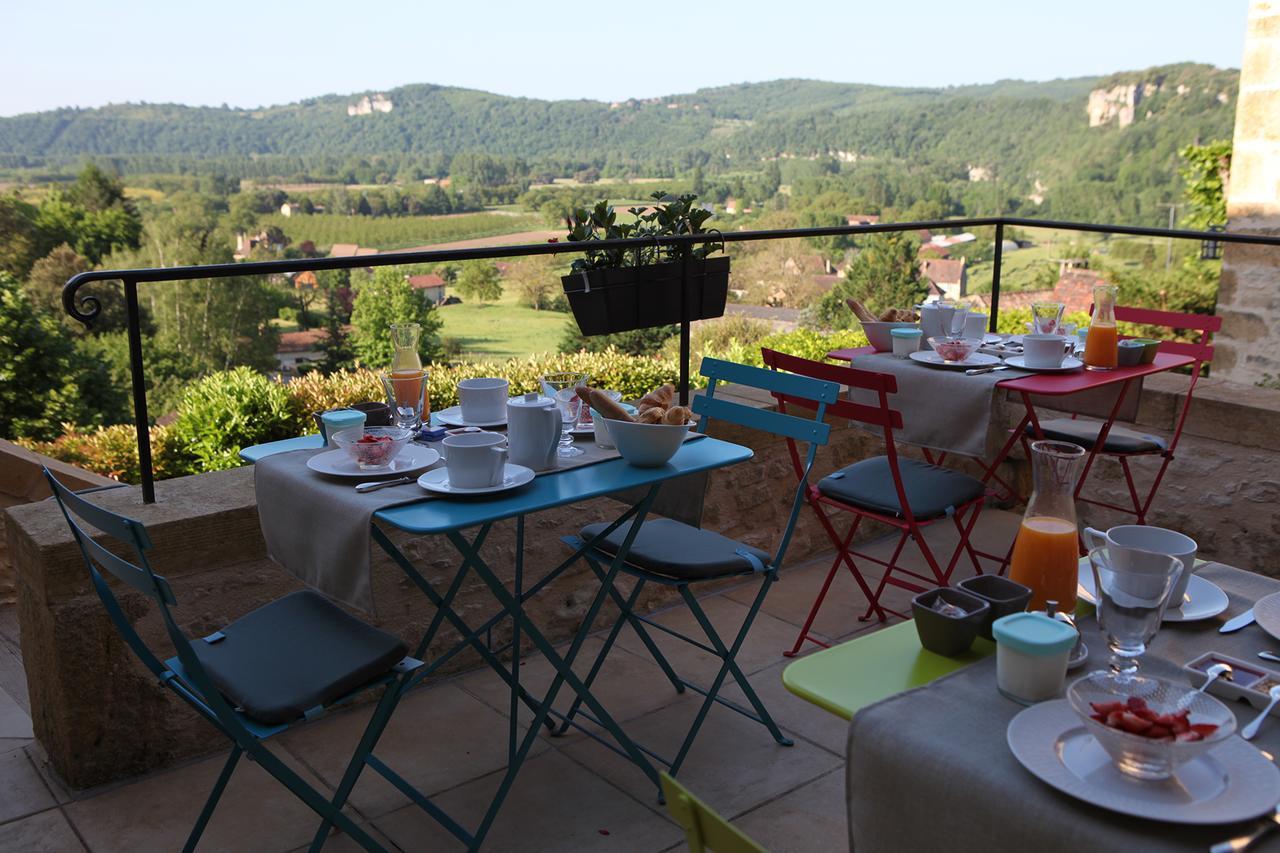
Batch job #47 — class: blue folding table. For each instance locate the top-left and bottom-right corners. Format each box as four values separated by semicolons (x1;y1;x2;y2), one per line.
242;433;752;850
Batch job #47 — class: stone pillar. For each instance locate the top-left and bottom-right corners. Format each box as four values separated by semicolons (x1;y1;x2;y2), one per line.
1217;1;1280;384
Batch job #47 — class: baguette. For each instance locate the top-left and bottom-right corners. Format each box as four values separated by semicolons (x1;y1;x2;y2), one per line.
636;407;666;424
662;405;692;425
847;299;878;323
589;388;634;422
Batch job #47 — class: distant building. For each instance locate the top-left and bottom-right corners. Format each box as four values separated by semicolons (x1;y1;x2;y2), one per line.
233;230;285;260
290;271;319;290
970;268;1106;316
724;197;738;215
920;257;968;300
845;214;880;226
329;243;361;258
407;273;447;304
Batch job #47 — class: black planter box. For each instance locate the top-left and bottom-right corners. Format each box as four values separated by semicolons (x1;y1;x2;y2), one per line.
561;256;730;336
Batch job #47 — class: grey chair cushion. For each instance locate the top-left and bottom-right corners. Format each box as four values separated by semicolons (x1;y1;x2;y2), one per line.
817;456;985;521
580;518;770;581
1026;418;1166;454
192;590;406;725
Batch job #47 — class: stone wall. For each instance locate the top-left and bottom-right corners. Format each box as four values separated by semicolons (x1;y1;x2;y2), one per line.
1217;1;1280;385
5;378;1280;789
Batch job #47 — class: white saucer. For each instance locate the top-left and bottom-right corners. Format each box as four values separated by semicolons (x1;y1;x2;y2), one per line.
908;351;1001;369
1004;355;1084;373
306;445;440;479
418;463;535;495
1253;591;1280;643
436;405;507;428
1077;566;1229;623
1007;699;1279;824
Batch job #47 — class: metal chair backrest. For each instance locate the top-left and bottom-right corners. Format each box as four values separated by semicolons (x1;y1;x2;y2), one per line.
661;772;766;853
43;469;257;741
693;357;839;571
760;348;924;528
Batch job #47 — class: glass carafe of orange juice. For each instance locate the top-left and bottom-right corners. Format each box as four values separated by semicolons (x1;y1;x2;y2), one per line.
1008;440;1087;611
1083;284;1118;371
389;323;429;420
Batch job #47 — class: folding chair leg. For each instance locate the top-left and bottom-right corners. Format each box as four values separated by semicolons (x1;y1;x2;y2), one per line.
182;745;242;853
668;581;791;779
1118;456;1145;524
861;532;909;622
578;555;683;694
784;555;842;657
307;679;405;852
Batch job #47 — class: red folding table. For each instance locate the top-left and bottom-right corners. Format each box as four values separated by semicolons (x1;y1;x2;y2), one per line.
825;346;1196;510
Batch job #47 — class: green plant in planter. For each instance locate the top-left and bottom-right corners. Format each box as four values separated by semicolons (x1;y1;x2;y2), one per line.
561;192;730;337
566;191;723;271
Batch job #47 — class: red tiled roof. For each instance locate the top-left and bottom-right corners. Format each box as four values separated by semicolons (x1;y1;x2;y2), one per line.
407;274;446;289
846;214;880;226
920;258;966;285
278;329;328;353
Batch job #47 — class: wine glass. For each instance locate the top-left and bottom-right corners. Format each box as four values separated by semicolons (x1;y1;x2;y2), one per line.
1031;301;1066;335
539;372;588;458
1089;547;1181;681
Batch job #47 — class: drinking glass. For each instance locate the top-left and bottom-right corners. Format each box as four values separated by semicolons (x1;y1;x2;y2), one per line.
1031;302;1065;335
539;372;588;458
381;371;428;430
1089;547;1181;681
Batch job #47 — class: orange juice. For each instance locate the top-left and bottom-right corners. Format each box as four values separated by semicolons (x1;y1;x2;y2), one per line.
1008;516;1079;611
1083;323;1118;370
390;369;429;417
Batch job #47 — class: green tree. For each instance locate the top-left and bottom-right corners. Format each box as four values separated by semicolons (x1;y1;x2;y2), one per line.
1179;140;1231;231
559;322;678;356
506;254;564;310
21;243;135;335
812;232;928;329
349;267;444;367
454;260;504;302
0;273;97;439
0;195;52;279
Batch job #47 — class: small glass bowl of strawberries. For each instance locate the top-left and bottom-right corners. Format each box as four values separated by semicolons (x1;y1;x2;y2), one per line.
1067;671;1236;780
331;426;414;470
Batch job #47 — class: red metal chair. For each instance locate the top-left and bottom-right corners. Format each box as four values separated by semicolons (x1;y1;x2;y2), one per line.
761;349;997;656
1022;306;1219;524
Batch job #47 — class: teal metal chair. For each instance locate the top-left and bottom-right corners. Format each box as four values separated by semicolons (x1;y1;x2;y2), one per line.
557;357;838;780
43;469;422;853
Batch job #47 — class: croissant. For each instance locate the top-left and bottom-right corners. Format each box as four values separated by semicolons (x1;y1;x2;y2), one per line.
636;407;666;424
637;383;675;412
662;406;692;425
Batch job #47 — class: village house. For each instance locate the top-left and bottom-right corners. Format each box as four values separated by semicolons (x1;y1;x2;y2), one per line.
919;257;968;300
407;272;447;304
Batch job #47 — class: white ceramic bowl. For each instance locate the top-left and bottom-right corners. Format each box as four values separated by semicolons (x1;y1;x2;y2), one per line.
1067;671;1235;780
860;321;919;352
606;418;692;467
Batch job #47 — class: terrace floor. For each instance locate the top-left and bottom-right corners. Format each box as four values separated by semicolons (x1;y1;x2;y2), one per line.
0;511;1021;853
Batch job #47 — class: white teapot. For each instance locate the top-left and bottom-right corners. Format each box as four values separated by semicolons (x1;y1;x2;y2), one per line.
506;393;560;471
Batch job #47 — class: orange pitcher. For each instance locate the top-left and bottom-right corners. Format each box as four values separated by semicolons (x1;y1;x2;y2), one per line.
1009;440;1087;611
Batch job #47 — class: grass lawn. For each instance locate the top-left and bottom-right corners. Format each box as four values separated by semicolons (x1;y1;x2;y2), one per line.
437;290;571;361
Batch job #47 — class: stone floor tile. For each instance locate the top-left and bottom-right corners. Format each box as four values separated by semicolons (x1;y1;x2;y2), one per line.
64;746;344;853
0;637;29;718
612;593;818;685
732;768;848;852
456;634;689;740
562;700;841;822
22;742;73;805
0;809;86;853
375;749;681;853
278;682;546;820
287;822;399;853
0;749;55;824
717;658;851;756
731;554;879;645
0;738;31;756
0;684;33;740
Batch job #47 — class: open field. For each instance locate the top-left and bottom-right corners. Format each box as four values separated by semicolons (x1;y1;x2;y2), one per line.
436;289;571;361
263;211;544;251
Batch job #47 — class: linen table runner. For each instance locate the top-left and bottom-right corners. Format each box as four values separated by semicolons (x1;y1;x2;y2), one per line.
254;434;700;612
844;563;1280;852
847;352;1031;457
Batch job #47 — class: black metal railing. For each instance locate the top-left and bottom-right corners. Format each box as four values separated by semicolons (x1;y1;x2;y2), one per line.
62;215;1280;503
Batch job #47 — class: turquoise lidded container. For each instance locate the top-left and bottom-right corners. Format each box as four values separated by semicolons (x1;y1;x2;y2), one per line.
319;409;366;445
992;611;1079;704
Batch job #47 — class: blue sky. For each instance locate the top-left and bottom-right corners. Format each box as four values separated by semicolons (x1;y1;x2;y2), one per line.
2;0;1250;116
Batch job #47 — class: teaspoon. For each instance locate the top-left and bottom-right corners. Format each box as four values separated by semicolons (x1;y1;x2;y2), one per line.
1242;684;1280;741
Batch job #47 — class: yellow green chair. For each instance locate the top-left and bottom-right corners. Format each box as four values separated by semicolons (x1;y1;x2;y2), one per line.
661;773;766;853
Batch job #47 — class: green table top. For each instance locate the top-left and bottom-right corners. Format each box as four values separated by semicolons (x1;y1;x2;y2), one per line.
782;622;995;720
783;559;1101;720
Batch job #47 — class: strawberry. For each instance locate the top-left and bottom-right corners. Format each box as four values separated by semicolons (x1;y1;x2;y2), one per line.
1126;696;1149;713
1091;701;1124;715
1175;731;1203;742
1117;711;1154;735
1190;723;1219;737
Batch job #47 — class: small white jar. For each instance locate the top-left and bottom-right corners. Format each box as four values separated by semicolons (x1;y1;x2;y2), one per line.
890;327;922;358
991;612;1078;704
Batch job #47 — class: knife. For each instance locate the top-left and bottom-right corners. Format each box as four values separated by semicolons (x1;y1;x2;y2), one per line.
1220;609;1256;634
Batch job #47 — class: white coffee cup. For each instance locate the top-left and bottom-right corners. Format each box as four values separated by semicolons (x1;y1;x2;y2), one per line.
443;431;508;488
457;378;509;424
1084;525;1198;608
1023;334;1069;369
964;313;988;340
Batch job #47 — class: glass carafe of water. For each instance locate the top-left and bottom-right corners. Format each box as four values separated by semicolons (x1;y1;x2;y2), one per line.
1008;440;1086;612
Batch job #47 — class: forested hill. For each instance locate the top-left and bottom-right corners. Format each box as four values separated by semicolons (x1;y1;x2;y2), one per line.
0;64;1234;166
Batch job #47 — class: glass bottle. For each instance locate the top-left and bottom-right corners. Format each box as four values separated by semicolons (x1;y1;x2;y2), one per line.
1008;440;1087;612
388;323;429;423
1083;284;1118;371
